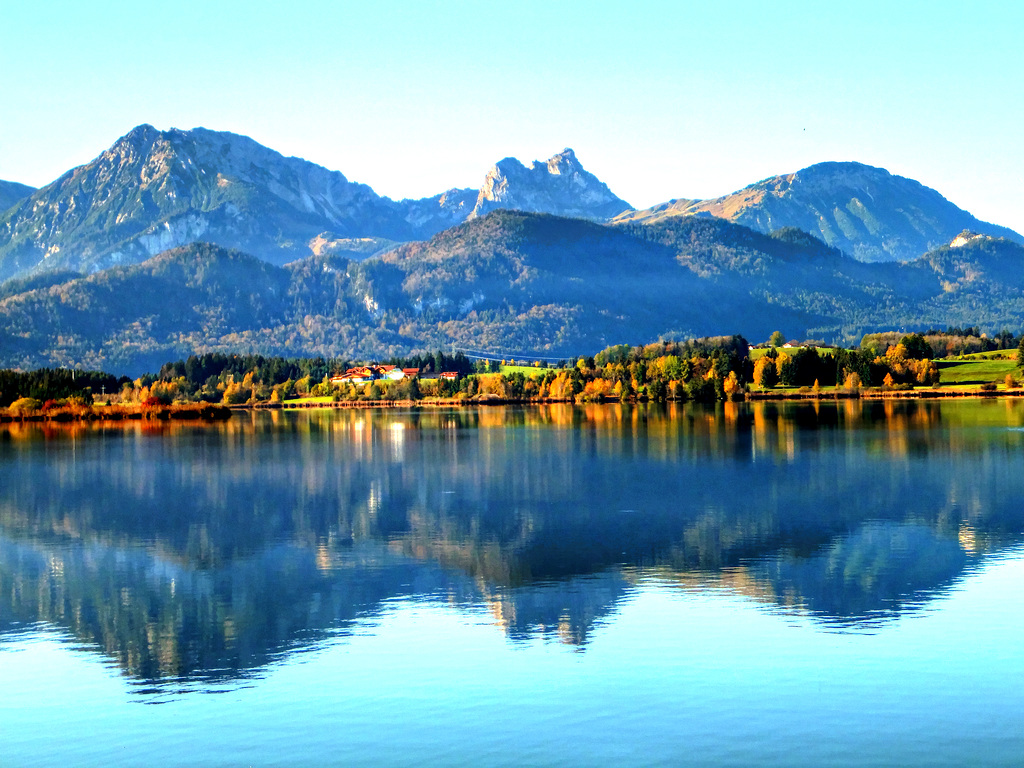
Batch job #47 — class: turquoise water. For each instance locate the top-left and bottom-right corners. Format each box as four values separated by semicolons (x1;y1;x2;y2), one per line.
1;401;1022;766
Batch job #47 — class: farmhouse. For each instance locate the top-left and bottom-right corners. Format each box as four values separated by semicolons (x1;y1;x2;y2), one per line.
330;366;374;385
330;365;422;386
387;367;421;381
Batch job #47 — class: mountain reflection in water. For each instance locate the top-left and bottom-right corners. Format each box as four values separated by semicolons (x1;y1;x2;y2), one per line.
1;400;1022;688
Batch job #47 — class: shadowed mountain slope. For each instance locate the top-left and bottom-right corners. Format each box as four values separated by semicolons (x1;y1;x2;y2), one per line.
0;180;35;214
2;213;1024;374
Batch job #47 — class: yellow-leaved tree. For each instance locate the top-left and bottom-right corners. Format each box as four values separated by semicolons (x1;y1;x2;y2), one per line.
753;357;777;389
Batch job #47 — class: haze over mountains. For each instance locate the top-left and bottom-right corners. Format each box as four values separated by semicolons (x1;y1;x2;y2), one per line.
2;124;1024;373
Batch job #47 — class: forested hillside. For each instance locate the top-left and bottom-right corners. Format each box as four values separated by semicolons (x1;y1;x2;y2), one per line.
2;211;1024;375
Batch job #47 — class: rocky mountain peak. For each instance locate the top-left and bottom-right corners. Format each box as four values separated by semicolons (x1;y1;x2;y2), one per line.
949;230;990;248
546;148;579;174
471;148;630;222
116;123;161;149
93;124;165;179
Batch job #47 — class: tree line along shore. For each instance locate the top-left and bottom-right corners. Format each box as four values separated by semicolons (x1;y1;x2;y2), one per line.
3;329;1024;421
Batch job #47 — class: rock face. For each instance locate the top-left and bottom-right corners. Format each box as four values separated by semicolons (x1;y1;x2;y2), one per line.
401;187;479;235
470;148;631;221
948;230;989;249
0;180;35;214
306;234;401;262
614;162;1023;262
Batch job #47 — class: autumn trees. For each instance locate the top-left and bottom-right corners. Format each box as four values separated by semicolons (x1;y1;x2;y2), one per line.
0;367;126;407
570;336;751;402
752;341;940;392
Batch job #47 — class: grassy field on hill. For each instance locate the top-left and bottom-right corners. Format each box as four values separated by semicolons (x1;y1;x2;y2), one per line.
499;364;551;378
952;350;1017;361
936;358;1018;385
748;346;834;360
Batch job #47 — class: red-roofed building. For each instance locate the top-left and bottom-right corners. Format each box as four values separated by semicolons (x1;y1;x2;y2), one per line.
330;364;426;386
386;367;422;381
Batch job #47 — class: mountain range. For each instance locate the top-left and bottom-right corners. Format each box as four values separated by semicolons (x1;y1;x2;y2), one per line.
2;124;1024;373
0;126;631;282
3;208;1024;374
4;125;1020;285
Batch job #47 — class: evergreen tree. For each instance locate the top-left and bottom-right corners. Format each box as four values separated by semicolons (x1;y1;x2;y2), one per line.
900;333;932;360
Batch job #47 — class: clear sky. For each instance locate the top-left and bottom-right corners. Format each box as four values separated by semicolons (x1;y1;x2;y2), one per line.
3;1;1022;231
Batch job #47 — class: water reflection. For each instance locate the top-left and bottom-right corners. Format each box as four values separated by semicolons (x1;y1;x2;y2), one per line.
1;400;1023;687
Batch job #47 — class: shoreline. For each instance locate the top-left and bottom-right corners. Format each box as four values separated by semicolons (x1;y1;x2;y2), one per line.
235;386;1024;410
749;388;1024;400
0;403;232;424
5;388;1024;423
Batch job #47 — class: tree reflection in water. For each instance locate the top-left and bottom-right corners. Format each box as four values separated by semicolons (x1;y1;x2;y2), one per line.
1;399;1022;687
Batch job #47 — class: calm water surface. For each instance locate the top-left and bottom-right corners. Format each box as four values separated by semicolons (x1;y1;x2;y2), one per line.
1;400;1022;766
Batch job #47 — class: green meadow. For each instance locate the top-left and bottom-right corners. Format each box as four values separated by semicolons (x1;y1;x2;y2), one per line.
936;357;1018;386
499;364;551;377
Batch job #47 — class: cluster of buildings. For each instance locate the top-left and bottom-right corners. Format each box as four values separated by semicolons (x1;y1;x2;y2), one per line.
329;365;459;386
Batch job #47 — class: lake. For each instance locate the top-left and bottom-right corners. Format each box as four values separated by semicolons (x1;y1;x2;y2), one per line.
1;400;1022;767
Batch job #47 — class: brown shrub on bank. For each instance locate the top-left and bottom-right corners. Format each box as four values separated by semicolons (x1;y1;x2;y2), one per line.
2;402;231;423
8;397;41;413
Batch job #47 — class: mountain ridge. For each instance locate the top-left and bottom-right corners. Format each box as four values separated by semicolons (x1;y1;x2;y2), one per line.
613;161;1023;262
0;126;631;282
4;126;1022;284
0;180;35;214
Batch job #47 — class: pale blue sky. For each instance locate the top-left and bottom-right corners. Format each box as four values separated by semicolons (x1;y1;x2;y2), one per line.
3;1;1022;230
